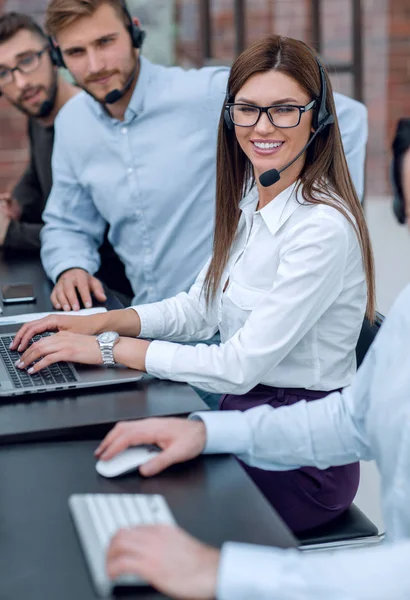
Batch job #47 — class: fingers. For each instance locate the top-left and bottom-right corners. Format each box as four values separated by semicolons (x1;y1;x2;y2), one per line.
62;279;81;312
90;276;107;303
51;271;106;311
17;335;59;370
95;421;157;459
23;351;63;374
52;269;89;311
76;276;93;309
10;317;58;352
139;445;184;477
50;287;62;310
52;282;71;311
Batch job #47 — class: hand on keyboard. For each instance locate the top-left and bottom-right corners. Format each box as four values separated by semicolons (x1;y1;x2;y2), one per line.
95;418;207;477
15;330;102;375
106;524;220;600
10;313;106;353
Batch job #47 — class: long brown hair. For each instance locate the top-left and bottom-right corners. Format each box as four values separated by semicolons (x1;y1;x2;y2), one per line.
204;35;375;321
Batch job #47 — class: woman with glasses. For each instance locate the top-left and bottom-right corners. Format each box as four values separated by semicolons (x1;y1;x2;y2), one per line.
12;35;375;533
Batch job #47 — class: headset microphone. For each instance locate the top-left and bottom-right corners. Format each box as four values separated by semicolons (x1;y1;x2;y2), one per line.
104;63;138;104
259;117;333;187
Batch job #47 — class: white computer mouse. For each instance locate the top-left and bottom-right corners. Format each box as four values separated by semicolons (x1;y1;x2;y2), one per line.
95;445;161;478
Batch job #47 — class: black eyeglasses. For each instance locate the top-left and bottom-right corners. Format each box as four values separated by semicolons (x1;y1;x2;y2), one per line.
226;100;316;129
0;47;49;87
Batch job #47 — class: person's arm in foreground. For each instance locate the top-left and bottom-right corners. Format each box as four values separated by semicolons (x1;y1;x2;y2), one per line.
333;92;368;200
40;114;107;310
103;287;410;599
105;525;410;600
95;325;376;475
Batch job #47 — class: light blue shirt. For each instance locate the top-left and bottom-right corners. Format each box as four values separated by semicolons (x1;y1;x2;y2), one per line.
192;284;410;599
41;57;367;305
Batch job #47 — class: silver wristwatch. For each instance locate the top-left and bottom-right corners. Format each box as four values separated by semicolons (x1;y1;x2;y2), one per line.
96;331;120;366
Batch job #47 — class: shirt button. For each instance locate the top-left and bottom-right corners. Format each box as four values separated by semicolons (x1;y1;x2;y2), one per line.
145;248;151;255
127;167;133;175
121;127;128;134
147;287;153;293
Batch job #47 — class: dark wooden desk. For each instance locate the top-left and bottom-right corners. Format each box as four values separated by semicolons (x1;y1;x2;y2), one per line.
0;439;298;600
0;254;207;443
0;250;122;316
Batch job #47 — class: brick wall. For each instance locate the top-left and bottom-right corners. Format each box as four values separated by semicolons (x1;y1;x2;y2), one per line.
0;0;408;197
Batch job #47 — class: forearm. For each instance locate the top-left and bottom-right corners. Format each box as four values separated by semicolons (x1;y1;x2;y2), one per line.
96;308;142;337
192;386;370;472
217;540;410;600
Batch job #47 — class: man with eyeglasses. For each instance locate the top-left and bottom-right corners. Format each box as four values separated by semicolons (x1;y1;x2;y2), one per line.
0;12;78;251
0;11;132;299
39;0;368;325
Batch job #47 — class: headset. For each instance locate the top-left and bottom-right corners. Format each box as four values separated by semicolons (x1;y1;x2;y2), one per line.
224;55;333;133
48;0;146;68
223;51;335;187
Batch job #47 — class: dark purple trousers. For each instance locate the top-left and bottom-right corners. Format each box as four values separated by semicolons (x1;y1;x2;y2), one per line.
220;384;360;533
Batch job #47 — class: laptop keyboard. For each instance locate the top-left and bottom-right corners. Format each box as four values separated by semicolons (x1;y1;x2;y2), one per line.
0;333;78;389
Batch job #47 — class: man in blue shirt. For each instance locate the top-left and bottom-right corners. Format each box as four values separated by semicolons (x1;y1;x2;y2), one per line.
43;0;367;311
98;282;410;599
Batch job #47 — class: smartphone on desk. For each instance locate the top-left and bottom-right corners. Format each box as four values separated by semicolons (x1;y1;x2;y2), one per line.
1;283;36;304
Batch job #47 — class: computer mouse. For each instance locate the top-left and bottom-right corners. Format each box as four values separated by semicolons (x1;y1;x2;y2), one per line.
95;445;161;478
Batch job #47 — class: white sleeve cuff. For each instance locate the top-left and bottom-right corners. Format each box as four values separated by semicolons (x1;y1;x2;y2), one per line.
144;339;179;379
130;304;165;339
189;410;251;455
217;542;286;600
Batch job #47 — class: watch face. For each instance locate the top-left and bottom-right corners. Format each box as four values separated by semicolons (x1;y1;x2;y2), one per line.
99;331;118;344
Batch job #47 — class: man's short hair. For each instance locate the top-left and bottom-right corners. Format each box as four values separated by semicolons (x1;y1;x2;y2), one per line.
46;0;130;38
0;12;46;45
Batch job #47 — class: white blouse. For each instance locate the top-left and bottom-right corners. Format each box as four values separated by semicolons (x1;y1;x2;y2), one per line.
131;182;367;394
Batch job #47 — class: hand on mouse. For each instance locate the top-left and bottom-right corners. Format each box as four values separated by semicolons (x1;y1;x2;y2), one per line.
95;418;207;477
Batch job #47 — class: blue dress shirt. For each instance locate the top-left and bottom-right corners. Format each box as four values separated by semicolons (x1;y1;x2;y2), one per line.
41;57;367;305
191;284;410;599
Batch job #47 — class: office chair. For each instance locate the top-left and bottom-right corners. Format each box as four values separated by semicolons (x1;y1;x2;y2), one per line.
299;312;385;552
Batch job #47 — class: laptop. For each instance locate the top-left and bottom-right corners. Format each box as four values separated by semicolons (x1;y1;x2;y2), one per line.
0;331;143;397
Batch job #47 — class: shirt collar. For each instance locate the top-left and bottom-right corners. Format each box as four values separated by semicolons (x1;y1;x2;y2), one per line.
246;181;304;237
89;55;154;123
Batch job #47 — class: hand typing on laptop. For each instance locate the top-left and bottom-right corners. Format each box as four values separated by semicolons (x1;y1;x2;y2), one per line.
10;309;148;375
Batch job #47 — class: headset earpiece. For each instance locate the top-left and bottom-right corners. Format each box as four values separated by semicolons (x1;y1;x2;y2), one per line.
47;37;66;68
129;23;146;49
223;94;234;130
312;59;333;132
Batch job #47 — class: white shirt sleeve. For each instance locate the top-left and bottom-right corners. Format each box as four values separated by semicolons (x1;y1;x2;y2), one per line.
130;259;219;342
145;214;351;394
189;354;373;471
217;540;410;600
334;92;368;201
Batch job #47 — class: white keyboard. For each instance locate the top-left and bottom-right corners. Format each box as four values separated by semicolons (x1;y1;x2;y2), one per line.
69;493;176;597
